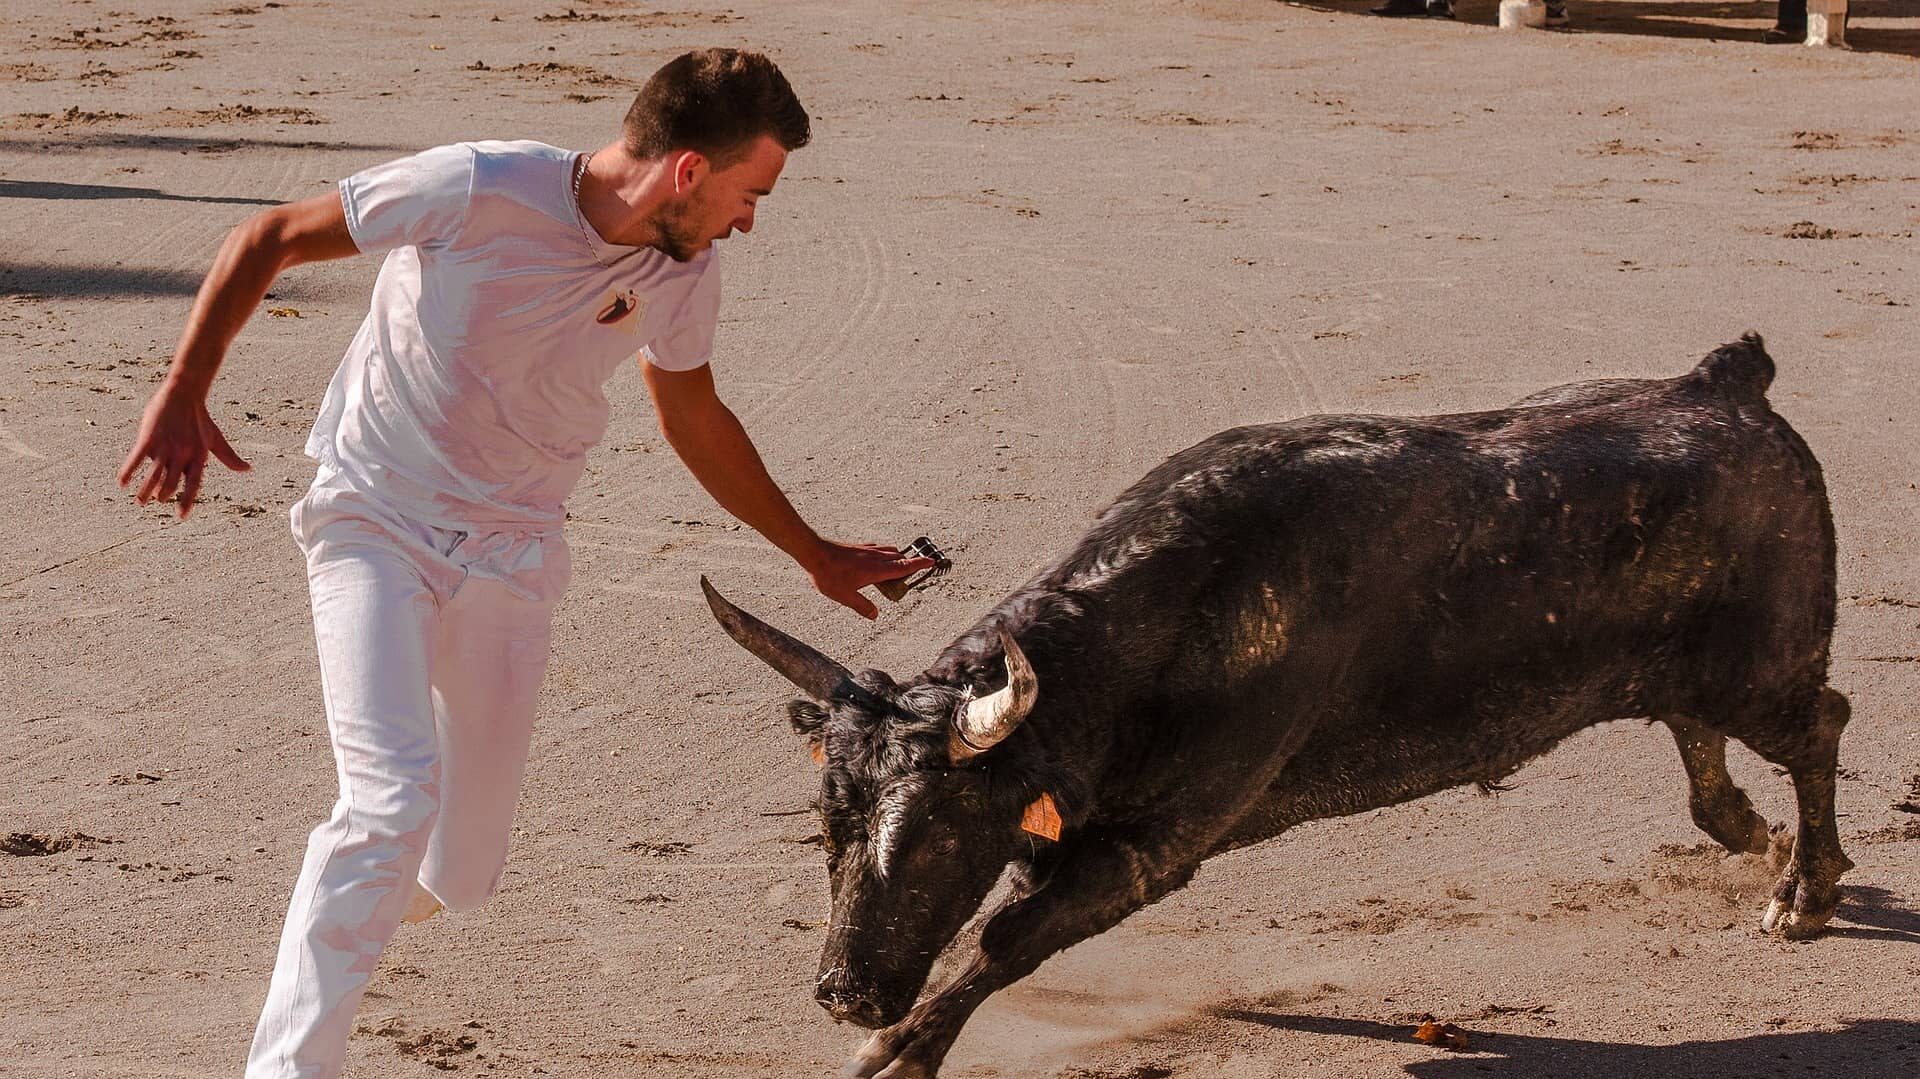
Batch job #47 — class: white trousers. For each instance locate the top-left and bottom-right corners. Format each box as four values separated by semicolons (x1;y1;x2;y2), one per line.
246;468;570;1079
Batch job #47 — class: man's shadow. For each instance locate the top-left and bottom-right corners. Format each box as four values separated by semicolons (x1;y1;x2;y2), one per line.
1285;0;1920;59
1219;1013;1920;1077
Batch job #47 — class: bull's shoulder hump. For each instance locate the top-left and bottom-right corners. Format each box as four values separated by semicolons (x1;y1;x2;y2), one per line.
1504;377;1661;411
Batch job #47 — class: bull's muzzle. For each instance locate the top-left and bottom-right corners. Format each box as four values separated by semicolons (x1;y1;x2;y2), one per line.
815;967;907;1029
817;988;890;1028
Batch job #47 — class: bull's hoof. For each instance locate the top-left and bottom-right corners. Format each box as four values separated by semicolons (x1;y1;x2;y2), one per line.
842;1020;956;1079
844;1030;930;1079
1760;897;1833;939
843;1032;895;1079
1760;871;1842;939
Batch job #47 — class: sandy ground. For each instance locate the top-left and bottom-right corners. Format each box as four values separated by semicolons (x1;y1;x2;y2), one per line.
3;1;1918;1076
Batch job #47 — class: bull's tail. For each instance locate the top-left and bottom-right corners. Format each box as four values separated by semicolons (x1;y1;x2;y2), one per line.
1691;332;1775;402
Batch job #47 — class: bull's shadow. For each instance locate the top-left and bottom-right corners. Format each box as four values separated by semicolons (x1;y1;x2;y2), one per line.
1286;0;1920;59
1826;884;1920;943
1219;1014;1920;1078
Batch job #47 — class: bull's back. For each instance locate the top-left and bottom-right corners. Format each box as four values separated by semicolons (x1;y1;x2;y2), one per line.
939;344;1834;832
1194;368;1833;823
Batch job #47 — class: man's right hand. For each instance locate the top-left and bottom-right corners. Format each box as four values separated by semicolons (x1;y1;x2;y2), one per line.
118;386;251;519
803;540;939;621
114;191;356;519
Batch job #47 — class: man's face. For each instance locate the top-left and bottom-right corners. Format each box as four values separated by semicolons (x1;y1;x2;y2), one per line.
652;135;787;262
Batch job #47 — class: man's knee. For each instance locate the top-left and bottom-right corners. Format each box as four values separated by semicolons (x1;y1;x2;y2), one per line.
313;779;441;876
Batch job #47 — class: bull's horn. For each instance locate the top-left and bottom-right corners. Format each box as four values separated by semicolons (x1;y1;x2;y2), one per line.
952;631;1039;760
701;576;854;701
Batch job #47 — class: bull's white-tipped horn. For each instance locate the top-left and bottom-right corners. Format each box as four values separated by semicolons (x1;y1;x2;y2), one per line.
952;630;1039;760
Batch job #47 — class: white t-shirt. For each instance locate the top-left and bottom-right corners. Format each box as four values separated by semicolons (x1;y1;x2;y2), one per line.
305;139;721;531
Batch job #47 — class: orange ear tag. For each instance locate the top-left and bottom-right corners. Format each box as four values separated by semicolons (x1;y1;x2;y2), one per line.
1020;792;1062;841
809;742;826;766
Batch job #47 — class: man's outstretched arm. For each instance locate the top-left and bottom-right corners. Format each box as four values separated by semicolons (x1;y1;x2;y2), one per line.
118;192;360;517
642;360;934;619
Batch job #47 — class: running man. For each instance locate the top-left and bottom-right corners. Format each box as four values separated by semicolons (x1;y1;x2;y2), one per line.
117;48;931;1079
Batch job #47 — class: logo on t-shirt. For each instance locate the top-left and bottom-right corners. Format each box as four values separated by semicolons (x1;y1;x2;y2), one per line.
596;287;643;328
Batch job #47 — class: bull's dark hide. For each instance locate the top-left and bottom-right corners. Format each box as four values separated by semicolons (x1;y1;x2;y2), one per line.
705;334;1851;1079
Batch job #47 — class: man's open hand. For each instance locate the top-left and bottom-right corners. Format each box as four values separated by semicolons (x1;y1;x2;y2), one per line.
805;541;938;620
118;387;251;519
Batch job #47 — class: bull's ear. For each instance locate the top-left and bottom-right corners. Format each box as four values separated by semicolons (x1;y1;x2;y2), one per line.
789;701;830;767
788;700;829;736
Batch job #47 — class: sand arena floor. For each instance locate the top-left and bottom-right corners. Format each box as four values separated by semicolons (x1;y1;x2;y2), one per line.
2;1;1917;1076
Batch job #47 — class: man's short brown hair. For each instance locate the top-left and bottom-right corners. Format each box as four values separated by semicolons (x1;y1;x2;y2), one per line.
624;49;810;167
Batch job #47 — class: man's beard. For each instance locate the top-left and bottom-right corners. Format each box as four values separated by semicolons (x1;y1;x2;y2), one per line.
648;199;704;263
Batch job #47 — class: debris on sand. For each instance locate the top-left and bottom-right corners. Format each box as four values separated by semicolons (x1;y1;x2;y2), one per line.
1894;774;1920;815
359;1016;480;1069
109;771;164;784
1779;220;1864;240
1412;1018;1471;1051
2;832;110;857
535;7;738;26
3;106;132;129
621;839;692;857
159;103;323;126
496;61;634;88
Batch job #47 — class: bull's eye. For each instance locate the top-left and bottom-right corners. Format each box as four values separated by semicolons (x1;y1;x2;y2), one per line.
930;834;960;857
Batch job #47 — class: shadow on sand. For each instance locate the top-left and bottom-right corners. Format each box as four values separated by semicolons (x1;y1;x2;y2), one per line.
0;133;412;156
0;179;278;206
1824;884;1920;944
1222;1014;1920;1078
0;261;325;301
2;262;206;299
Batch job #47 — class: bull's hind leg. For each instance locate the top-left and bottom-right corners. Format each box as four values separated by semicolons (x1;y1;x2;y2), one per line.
1661;717;1772;855
1742;687;1855;939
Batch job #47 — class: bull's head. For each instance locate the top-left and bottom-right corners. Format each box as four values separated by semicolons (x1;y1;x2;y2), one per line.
701;578;1061;1028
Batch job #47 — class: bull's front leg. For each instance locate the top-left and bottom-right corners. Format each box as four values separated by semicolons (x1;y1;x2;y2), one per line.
844;828;1203;1078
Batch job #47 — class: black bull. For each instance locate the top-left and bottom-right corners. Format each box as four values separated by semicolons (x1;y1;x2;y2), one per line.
704;335;1851;1079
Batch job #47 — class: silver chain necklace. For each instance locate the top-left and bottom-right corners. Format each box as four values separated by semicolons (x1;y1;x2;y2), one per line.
573;151;609;268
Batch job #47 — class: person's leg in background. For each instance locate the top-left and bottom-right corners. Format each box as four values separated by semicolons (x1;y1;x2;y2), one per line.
413;534;564;917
